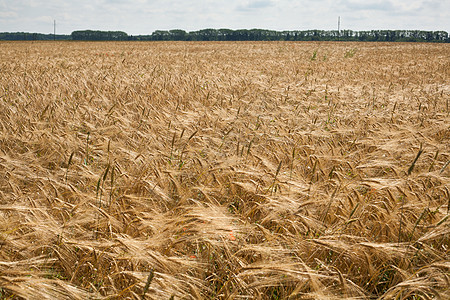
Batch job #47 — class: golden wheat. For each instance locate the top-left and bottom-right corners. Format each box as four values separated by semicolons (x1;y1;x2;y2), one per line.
0;41;449;299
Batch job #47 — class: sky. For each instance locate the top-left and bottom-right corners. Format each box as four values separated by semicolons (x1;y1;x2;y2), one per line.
0;0;449;35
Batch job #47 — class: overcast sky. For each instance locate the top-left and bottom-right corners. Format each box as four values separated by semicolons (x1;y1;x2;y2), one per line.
1;0;449;35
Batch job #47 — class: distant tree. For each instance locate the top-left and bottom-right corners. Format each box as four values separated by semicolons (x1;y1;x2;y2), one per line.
217;29;233;41
151;30;169;41
169;29;188;40
71;30;128;41
0;32;70;40
191;29;218;41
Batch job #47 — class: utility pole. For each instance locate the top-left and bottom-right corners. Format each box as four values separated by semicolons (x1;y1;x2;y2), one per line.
54;20;56;41
338;16;340;41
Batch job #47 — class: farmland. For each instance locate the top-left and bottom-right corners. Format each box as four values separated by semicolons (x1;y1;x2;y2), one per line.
0;41;449;299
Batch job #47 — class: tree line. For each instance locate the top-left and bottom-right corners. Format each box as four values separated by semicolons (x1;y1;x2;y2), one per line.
1;29;448;42
0;32;71;41
140;29;449;42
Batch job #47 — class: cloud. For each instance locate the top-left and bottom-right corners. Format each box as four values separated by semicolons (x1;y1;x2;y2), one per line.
337;0;444;14
35;16;53;23
0;11;17;18
337;0;394;11
236;0;274;12
394;0;443;13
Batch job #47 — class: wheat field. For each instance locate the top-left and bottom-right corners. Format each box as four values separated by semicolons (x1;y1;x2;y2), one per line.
0;41;449;299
